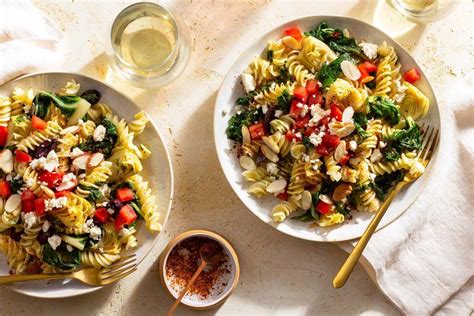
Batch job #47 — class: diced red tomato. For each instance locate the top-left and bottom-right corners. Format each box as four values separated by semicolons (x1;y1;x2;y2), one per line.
289;99;303;118
277;192;289;201
285;130;300;142
55;190;71;198
15;150;32;163
295;115;310;129
0;126;8;146
330;103;343;121
304;126;317;137
94;207;111;224
22;199;35;213
115;205;137;231
0;181;11;198
360;61;378;73
322;134;340;149
316;201;332;214
316;144;329;156
38;171;64;188
339;154;351;166
249;122;265;140
116;187;134;202
404;67;421;83
21;189;35;201
308;92;323;106
31;115;47;130
305;80;320;95
293;87;308;103
283;27;302;41
34;198;46;216
319;116;330;128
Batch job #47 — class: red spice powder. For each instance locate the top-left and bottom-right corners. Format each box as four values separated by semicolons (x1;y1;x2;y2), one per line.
166;237;229;299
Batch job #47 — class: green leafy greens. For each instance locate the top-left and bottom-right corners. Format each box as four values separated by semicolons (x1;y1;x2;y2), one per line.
367;96;401;125
353;112;369;138
77;118;117;157
226;109;261;142
33;92;85;118
276;89;291;112
372;170;405;200
318;53;354;87
382;117;422;161
307;21;364;59
43;243;80;270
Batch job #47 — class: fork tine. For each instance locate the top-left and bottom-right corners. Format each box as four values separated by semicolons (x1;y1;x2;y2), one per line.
422;128;439;163
101;257;137;274
417;125;434;159
100;268;137;285
101;262;137;279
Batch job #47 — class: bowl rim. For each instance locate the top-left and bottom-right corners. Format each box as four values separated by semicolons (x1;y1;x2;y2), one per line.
158;229;240;310
0;71;175;298
213;15;441;243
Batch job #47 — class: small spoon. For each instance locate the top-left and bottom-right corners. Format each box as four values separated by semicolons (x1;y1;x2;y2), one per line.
167;240;224;316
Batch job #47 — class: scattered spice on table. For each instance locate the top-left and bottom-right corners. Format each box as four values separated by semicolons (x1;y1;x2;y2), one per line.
166;237;230;299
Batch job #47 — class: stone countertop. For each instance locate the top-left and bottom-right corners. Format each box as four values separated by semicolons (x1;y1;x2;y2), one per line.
0;0;470;315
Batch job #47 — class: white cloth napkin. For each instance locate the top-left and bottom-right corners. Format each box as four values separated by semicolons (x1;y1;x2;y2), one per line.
339;78;474;316
0;0;63;85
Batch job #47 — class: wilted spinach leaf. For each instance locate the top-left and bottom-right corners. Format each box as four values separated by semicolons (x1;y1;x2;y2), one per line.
226;109;262;142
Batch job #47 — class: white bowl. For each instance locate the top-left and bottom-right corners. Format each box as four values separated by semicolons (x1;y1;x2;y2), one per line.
0;72;174;298
214;16;440;242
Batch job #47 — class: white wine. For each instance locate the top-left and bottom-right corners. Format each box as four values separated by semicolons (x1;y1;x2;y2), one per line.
123;28;173;69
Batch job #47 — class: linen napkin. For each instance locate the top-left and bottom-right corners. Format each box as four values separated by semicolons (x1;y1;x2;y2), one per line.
339;78;474;316
0;0;63;85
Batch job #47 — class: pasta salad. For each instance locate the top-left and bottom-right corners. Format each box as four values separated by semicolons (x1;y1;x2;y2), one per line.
226;22;429;227
0;80;161;274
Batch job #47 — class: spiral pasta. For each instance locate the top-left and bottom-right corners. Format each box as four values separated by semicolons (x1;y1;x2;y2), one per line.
371;153;414;176
128;111;149;135
128;175;162;232
287;161;306;196
298;36;337;72
17;121;62;152
0;235;29;274
286;50;314;86
270;115;295;134
272;199;298;222
399;83;430;120
81;251;121;269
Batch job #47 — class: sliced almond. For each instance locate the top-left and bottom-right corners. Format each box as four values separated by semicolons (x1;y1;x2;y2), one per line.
239;156;256;170
319;194;333;205
56;178;78;191
261;144;279;163
266;179;287;193
282;35;302;50
262;132;281;154
87;153;104;169
341;60;361;81
332;183;352;201
334;140;347;162
5;194;21;213
241;125;251;145
60;125;80;135
301;190;312;210
72;154;90;170
342;106;354;123
0;149;13;173
348;140;358;151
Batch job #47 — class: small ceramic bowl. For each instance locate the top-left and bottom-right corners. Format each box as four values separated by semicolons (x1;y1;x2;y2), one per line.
159;230;240;310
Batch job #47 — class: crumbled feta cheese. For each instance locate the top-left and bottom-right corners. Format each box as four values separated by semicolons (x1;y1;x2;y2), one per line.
274;110;283;118
62;173;76;183
118;228;130;237
379;141;387;149
393;79;408;103
296;102;304;108
359;42;378;60
100;184;111;196
241;73;256;93
93;125;106;142
70;147;84;158
107;208;115;215
42;220;51;232
309;104;330;125
261;104;268;114
89;226;102;241
48;235;62;250
78;119;85;126
309;131;325;147
30;157;46;169
66;245;74;252
23;212;38;229
370;148;383;162
5;174;12;181
86;219;94;227
300;104;309;117
303;154;310;162
30;151;59;172
45;196;68;212
26;178;35;188
266;162;279;176
295;132;302;139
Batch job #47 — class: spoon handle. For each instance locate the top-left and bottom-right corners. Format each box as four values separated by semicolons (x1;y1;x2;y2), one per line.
167;261;207;316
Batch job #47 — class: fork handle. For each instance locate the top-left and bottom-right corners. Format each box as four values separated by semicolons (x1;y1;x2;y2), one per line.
333;181;405;288
0;273;69;284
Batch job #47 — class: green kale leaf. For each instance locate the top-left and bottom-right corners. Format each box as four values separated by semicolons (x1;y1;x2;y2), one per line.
43;243;80;270
276;89;291;112
318;53;354;87
226;109;261;142
372;170;405;200
367;96;401;125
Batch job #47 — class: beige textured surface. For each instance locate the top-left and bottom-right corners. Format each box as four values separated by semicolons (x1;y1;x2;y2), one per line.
0;0;471;315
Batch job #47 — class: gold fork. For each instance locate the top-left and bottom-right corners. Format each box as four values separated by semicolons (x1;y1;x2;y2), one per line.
333;124;439;288
0;254;137;286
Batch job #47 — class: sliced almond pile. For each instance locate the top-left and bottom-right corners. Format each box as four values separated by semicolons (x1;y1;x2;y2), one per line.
72;154;90;170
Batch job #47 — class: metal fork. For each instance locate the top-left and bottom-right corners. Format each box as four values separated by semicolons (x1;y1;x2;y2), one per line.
0;254;137;286
333;124;439;288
